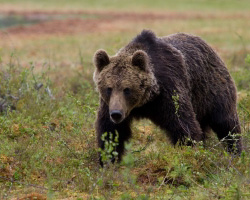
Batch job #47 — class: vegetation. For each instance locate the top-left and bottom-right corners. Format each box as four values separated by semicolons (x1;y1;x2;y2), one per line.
0;0;250;199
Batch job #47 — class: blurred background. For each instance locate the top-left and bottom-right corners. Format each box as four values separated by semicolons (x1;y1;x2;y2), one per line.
1;0;249;68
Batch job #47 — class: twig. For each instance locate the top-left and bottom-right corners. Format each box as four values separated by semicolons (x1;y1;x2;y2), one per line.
132;141;150;153
157;168;171;190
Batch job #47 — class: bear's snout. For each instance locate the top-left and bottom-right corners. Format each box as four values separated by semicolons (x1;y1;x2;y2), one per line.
110;110;123;124
109;91;127;124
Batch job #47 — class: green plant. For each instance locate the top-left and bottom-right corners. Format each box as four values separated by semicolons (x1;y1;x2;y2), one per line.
172;90;180;117
99;132;119;165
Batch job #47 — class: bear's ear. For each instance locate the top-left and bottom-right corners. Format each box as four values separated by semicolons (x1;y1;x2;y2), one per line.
132;50;149;72
93;49;110;72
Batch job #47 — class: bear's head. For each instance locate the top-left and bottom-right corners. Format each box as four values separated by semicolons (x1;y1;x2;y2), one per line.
93;49;159;124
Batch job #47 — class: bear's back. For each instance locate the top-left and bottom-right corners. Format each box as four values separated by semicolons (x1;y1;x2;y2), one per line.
162;33;237;118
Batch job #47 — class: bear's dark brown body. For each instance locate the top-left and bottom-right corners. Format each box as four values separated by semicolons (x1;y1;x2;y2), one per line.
93;30;242;166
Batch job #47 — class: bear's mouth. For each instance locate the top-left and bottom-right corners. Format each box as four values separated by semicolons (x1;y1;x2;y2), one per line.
110;110;125;124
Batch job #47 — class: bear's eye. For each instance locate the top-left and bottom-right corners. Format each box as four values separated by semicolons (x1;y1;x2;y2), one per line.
106;87;112;96
123;88;131;96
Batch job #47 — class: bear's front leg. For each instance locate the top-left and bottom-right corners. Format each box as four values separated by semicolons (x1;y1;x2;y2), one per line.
96;100;132;166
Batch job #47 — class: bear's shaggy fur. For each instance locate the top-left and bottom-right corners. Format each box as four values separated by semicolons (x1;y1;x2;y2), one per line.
93;30;242;165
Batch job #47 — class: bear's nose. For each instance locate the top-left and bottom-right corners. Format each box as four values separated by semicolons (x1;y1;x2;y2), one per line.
110;110;123;123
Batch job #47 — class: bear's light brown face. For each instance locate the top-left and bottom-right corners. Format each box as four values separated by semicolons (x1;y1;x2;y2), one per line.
93;49;159;124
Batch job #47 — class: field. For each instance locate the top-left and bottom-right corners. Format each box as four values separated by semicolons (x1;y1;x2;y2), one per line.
0;0;250;199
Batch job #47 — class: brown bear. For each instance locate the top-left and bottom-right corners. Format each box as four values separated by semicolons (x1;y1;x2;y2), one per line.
93;30;242;166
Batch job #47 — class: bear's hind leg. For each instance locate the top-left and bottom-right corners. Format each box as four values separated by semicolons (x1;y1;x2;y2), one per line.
209;113;242;154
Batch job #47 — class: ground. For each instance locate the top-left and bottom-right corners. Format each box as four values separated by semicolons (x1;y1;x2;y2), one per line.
0;1;250;199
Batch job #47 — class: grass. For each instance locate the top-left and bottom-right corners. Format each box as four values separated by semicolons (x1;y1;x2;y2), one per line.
0;0;250;199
